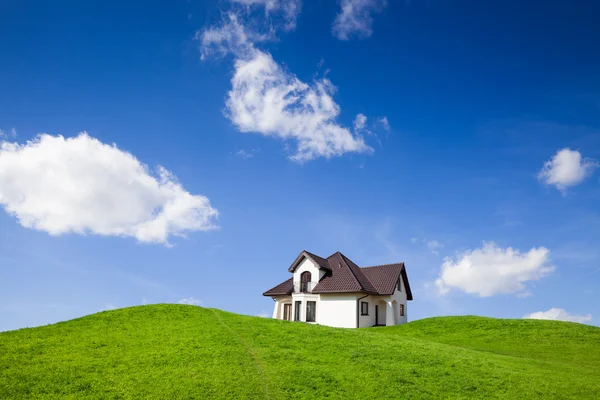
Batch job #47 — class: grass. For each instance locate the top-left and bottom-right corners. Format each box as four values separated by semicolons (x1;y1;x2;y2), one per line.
0;305;599;399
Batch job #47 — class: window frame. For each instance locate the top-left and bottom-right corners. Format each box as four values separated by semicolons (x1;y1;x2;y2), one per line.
306;301;316;322
360;301;369;316
397;278;402;292
300;271;312;293
400;304;405;316
294;301;301;321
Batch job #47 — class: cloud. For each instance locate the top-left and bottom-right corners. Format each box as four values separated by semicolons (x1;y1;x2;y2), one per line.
256;310;271;318
0;133;218;245
100;303;117;312
178;297;203;306
524;308;592;324
199;3;375;162
378;116;390;131
0;128;17;139
435;242;554;297
354;113;367;131
198;0;301;59
235;148;260;159
198;13;268;60
332;0;387;40
538;148;597;192
427;240;444;255
226;49;372;162
232;0;301;31
410;237;444;255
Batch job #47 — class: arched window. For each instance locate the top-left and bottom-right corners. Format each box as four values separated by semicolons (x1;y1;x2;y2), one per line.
300;271;312;292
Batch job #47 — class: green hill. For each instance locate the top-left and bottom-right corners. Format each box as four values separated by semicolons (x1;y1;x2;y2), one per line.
1;305;599;399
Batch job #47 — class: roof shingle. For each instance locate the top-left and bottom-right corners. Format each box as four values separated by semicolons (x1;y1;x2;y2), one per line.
262;277;293;296
264;251;413;299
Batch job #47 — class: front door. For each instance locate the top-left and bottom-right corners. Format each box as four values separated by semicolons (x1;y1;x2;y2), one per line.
375;305;379;325
283;304;292;321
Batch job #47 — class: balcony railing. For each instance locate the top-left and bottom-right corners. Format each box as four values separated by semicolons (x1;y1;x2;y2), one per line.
294;281;317;293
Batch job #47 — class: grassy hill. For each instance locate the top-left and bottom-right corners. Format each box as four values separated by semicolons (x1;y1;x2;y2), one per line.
1;305;599;399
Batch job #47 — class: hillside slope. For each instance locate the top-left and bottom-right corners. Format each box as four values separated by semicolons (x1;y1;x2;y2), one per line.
1;305;599;399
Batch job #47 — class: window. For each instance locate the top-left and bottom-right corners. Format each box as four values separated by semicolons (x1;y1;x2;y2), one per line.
306;301;316;322
361;301;369;316
300;271;312;293
397;278;402;291
400;304;405;316
283;304;292;321
294;301;301;321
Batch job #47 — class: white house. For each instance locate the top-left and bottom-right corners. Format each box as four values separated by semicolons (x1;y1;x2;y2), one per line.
263;250;413;328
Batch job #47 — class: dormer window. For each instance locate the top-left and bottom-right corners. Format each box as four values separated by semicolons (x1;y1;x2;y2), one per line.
300;271;312;293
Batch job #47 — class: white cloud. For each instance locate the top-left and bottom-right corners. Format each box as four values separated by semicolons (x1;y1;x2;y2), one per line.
256;310;270;318
178;297;203;306
198;0;301;59
435;242;554;297
199;4;375;162
0;128;15;139
198;13;266;60
538;148;597;192
524;308;592;324
354;113;367;131
332;0;387;40
100;303;117;312
232;0;301;31
235;148;260;159
0;133;218;245
427;240;444;255
410;237;444;255
226;50;372;162
378;116;390;131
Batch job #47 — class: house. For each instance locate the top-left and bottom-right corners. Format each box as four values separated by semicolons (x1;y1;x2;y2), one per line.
263;250;413;328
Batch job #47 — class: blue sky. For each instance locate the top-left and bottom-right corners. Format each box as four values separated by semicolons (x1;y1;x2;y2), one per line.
1;0;599;331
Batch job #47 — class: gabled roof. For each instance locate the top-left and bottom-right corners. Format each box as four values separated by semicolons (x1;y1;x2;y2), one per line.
312;252;378;294
361;263;413;300
288;250;332;273
265;250;413;299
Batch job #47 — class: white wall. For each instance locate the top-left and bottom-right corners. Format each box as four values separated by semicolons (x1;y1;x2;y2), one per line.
390;276;408;324
358;296;375;327
270;272;409;327
357;276;409;327
318;293;359;328
293;257;325;288
291;293;319;322
271;296;292;320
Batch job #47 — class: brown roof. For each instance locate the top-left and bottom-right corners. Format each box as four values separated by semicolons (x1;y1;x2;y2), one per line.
288;250;332;272
361;263;413;300
262;277;293;296
264;251;413;299
304;251;331;271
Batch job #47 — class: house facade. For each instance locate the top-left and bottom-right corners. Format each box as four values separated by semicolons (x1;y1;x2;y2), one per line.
263;250;413;328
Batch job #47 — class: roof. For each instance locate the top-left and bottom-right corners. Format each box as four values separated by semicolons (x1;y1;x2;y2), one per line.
262;277;293;296
288;250;332;273
361;263;413;300
264;251;413;299
311;252;378;294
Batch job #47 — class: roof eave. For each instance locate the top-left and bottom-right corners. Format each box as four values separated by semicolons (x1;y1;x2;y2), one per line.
262;292;290;297
312;289;379;295
288;250;331;273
